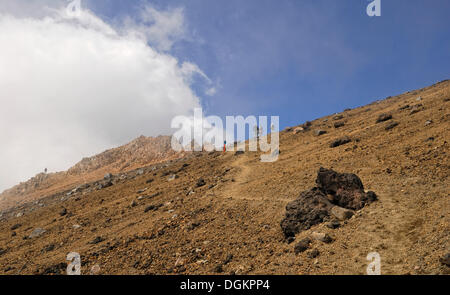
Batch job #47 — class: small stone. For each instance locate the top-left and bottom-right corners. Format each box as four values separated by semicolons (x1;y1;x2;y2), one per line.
29;228;46;238
144;205;158;212
294;238;311;254
186;222;200;231
90;264;101;275
104;173;113;180
326;220;340;229
440;253;450;267
385;121;399;131
311;232;333;243
331;206;355;221
130;200;137;207
330;137;351;148
175;258;185;267
293;127;304;134
167;174;178;181
424;120;432;126
214;264;224;273
410;105;423;115
376;113;392;123
89;236;104;244
224;254;233;265
308;249;320;259
60;208;68;216
43;244;55;252
137;188;147;194
334;121;345;128
315;130;327;136
10;224;21;230
196;178;206;187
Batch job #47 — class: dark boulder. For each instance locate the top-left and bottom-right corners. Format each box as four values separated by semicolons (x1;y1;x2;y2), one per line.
280;188;333;238
316;167;377;210
281;167;377;238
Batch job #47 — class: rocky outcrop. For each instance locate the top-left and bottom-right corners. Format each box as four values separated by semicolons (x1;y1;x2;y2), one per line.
281;168;377;238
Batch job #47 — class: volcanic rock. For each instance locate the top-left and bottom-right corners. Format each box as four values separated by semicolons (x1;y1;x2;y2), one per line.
316;168;377;210
376;113;392;123
330;137;351;148
281;167;377;237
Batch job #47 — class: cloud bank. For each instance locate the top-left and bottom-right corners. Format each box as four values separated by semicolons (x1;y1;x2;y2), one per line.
0;2;209;192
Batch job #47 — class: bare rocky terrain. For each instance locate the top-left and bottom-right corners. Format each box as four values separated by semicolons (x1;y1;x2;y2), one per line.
0;135;185;211
0;80;448;275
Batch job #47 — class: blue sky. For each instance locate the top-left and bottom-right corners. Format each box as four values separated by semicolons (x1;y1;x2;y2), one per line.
87;0;450;129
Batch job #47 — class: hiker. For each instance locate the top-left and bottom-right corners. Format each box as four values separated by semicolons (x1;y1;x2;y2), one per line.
254;125;260;140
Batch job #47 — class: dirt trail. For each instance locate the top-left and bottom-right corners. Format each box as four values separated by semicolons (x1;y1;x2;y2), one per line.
218;154;260;201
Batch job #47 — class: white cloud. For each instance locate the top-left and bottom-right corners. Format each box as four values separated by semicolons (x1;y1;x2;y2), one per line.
124;6;186;52
0;3;209;192
205;87;217;96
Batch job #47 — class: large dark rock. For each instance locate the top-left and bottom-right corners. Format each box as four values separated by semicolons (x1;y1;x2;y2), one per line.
316;167;377;210
280;188;333;238
280;167;377;238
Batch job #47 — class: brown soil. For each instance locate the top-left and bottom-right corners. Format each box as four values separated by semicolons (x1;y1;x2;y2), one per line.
0;80;449;275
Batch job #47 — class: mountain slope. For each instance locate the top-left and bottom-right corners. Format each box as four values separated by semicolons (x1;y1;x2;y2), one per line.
0;135;184;211
0;80;448;275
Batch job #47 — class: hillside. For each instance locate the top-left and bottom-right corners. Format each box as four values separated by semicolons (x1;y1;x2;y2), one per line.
0;80;448;275
0;135;184;211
